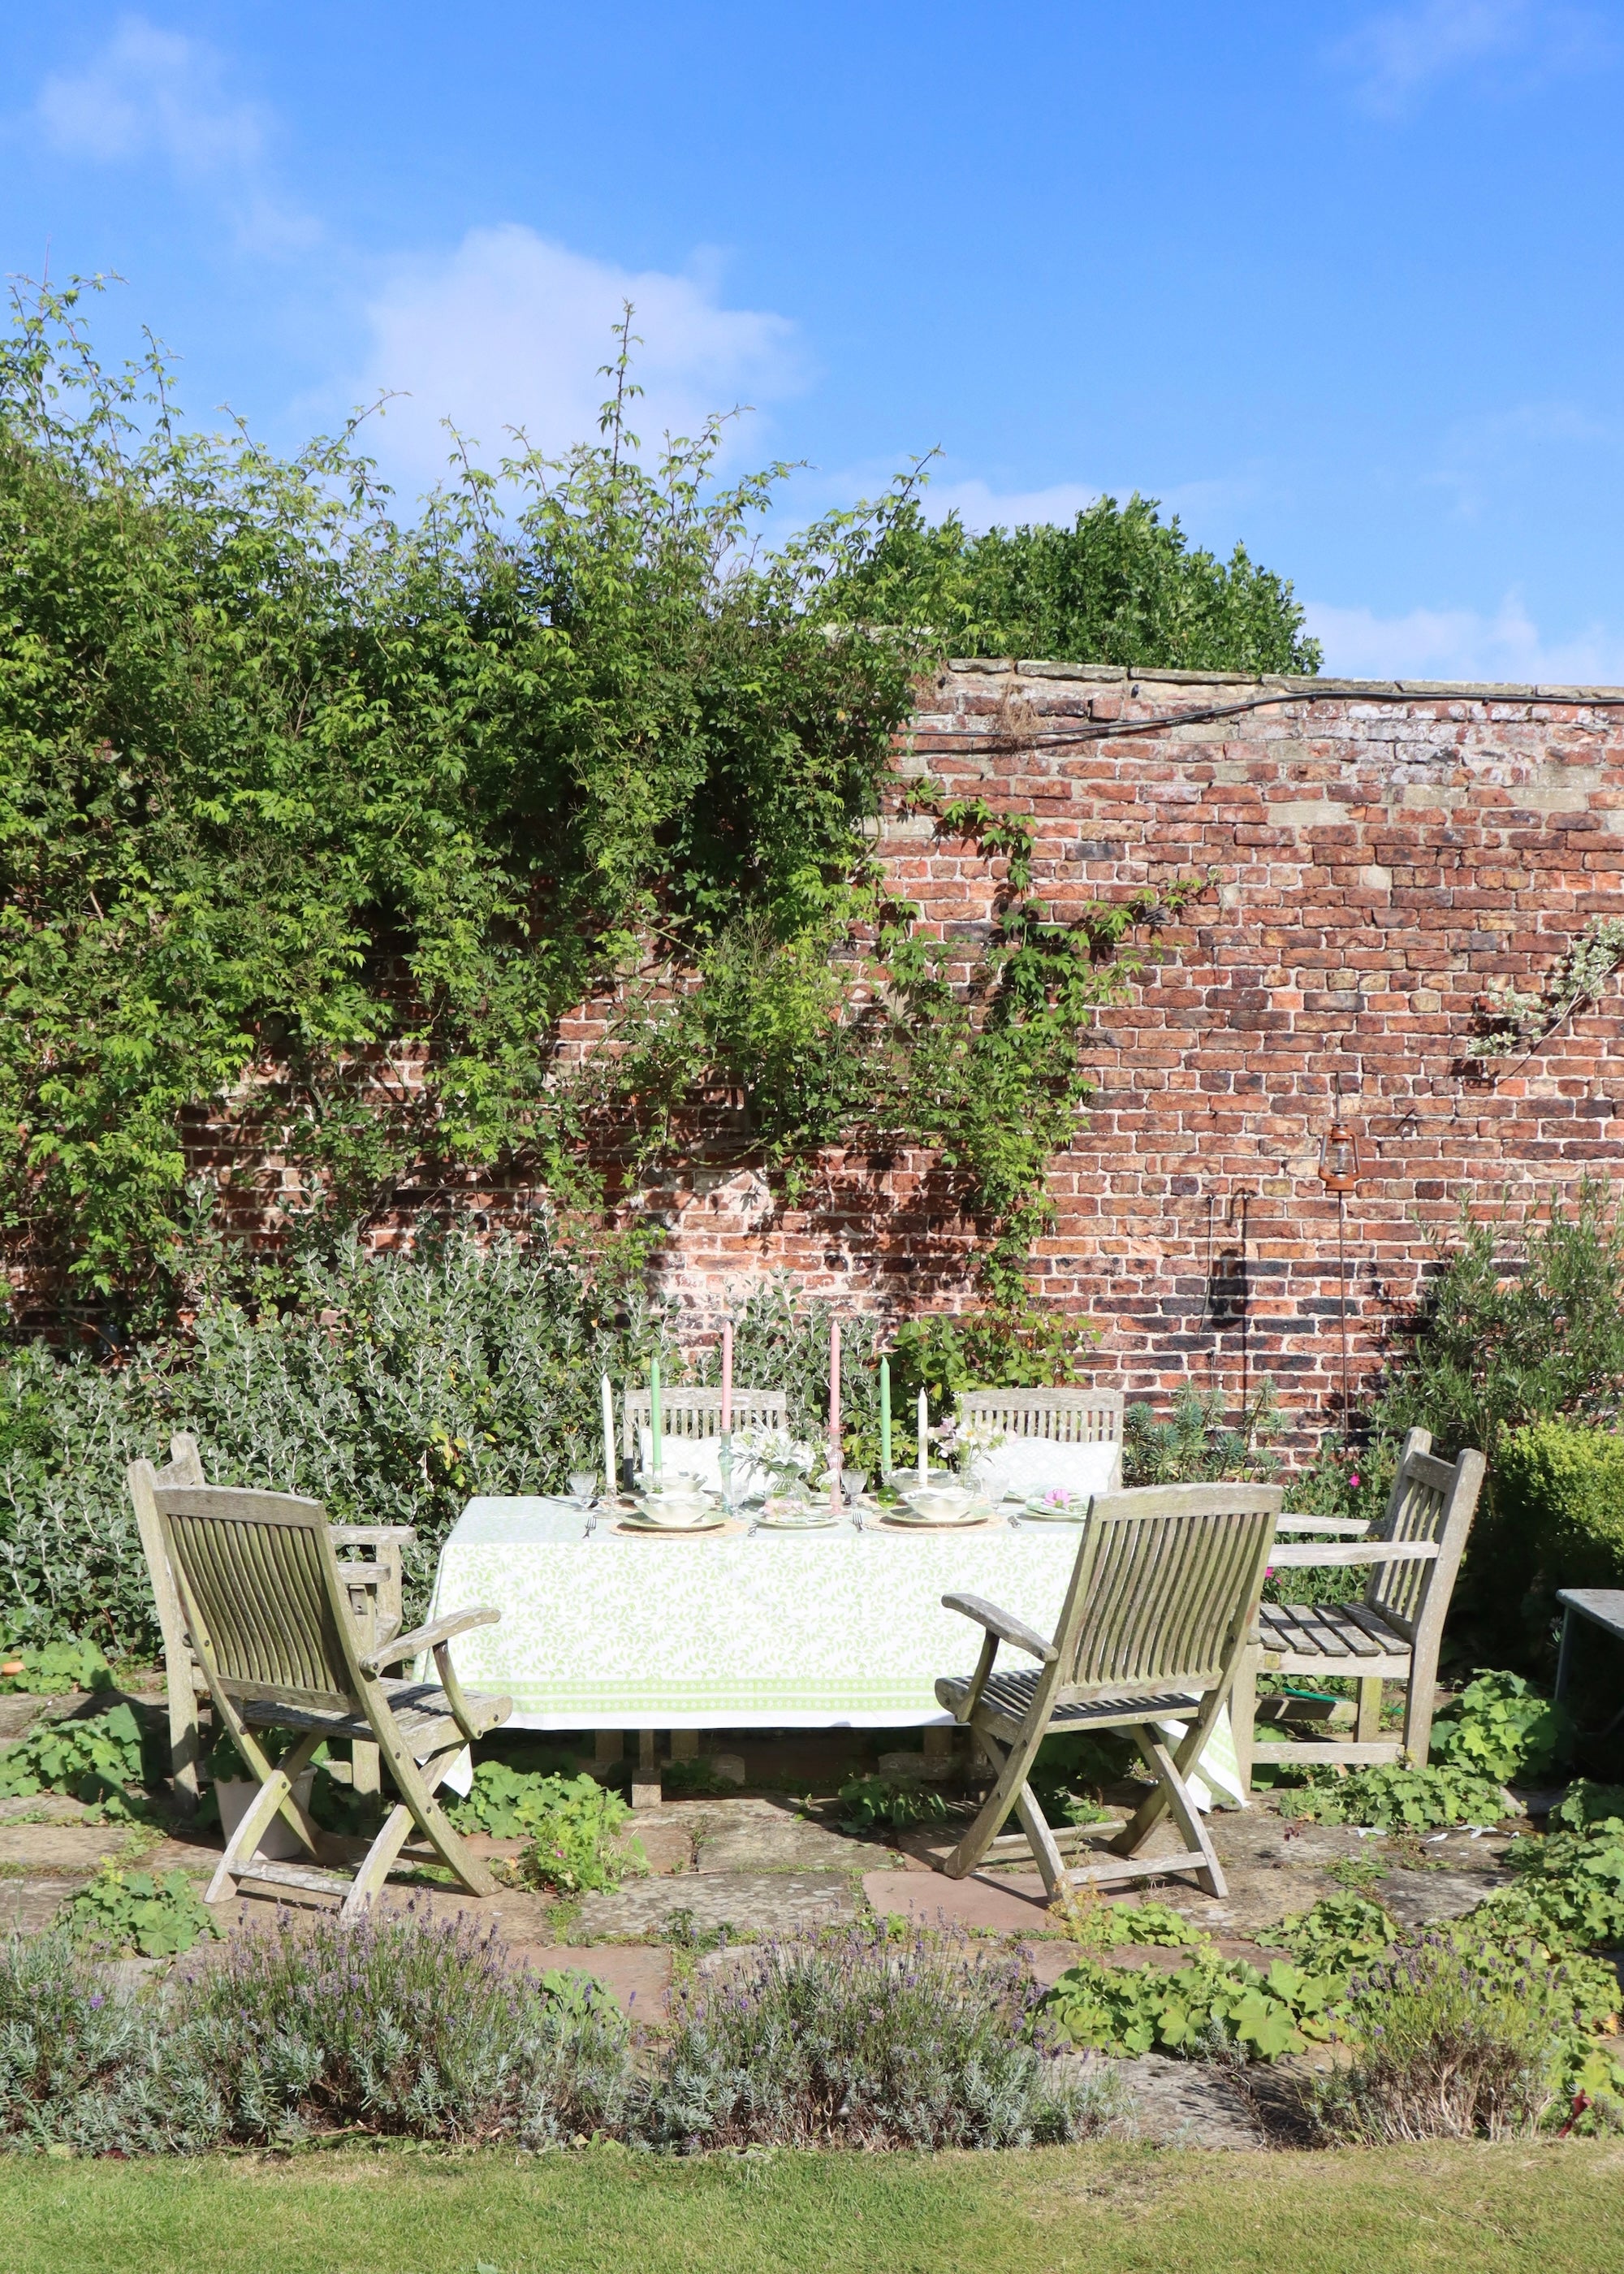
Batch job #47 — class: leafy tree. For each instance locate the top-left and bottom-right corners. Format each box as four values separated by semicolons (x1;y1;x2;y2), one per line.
831;492;1321;674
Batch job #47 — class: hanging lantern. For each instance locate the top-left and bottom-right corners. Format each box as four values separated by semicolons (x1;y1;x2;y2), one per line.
1318;1115;1363;1194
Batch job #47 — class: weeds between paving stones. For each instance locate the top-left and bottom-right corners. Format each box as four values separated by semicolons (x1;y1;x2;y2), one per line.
62;1864;218;1960
451;1768;645;1895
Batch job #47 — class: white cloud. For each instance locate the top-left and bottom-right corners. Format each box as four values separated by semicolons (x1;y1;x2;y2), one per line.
1332;1;1606;114
34;15;315;252
37;15;264;171
1305;591;1624;685
345;225;802;486
922;477;1099;531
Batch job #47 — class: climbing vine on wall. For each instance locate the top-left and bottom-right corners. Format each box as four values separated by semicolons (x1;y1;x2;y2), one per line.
0;283;1208;1322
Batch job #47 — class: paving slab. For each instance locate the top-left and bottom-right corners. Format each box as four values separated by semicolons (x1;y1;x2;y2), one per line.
1091;2053;1265;2150
0;1823;127;1871
0;1877;85;1933
575;1870;855;1940
864;1868;1053;1933
1379;1865;1512;1929
694;1805;899;1874
508;1943;672;2014
0;1698;43;1740
0;1793;94;1827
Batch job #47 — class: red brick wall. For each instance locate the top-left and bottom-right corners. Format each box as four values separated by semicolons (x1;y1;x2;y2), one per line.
639;662;1624;1431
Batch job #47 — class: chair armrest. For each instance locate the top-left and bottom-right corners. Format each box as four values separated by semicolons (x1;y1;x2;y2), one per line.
359;1606;499;1674
942;1592;1057;1663
1275;1515;1371;1537
1269;1541;1440;1570
331;1525;417;1548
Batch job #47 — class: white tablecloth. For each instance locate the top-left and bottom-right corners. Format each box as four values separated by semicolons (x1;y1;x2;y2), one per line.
425;1497;1243;1804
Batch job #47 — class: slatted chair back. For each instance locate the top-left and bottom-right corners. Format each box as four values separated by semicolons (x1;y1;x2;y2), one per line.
1363;1433;1483;1641
1055;1483;1282;1698
956;1386;1123;1448
621;1386;787;1463
154;1486;360;1711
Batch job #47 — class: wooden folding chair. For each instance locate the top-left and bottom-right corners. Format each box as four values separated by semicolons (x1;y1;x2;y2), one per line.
935;1482;1281;1900
128;1438;413;1815
152;1481;510;1920
1231;1429;1486;1785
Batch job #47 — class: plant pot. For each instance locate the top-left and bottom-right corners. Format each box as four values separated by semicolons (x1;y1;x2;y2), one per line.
214;1771;316;1860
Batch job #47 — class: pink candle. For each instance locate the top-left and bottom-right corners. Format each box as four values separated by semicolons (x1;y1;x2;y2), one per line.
720;1318;732;1434
829;1318;842;1513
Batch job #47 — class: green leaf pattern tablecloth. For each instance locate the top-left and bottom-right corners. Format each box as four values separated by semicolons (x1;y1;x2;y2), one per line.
425;1498;1242;1805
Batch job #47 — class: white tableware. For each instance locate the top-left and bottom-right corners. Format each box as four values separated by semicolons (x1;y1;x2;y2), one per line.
897;1484;977;1524
633;1481;719;1528
1019;1493;1087;1521
620;1504;728;1533
756;1503;840;1530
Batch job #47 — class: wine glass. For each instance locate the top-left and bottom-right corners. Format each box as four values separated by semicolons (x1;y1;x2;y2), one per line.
568;1469;598;1507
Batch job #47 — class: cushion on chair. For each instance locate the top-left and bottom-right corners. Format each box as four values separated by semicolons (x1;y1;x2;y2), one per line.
973;1437;1121;1505
637;1427;728;1489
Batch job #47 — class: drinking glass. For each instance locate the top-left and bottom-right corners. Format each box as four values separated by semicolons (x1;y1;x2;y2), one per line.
568;1469;598;1505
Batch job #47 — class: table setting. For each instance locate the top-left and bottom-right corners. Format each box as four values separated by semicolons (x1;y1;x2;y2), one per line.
419;1318;1241;1809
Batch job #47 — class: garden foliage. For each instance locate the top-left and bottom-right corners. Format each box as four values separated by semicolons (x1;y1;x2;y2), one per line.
642;1922;1099;2151
0;1912;1103;2155
0;284;1231;1324
1430;1669;1573;1785
447;1766;640;1894
63;1865;218;1961
831;493;1321;675
0;1697;148;1814
1276;1761;1507;1831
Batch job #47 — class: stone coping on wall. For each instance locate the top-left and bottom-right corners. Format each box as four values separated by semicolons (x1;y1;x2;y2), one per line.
944;658;1624;703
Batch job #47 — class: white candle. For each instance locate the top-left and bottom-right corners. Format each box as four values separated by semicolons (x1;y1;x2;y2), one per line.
829;1318;841;1514
918;1388;929;1486
721;1318;732;1433
602;1374;616;1495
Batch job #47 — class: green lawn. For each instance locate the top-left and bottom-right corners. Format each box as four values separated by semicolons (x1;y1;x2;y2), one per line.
4;2142;1622;2274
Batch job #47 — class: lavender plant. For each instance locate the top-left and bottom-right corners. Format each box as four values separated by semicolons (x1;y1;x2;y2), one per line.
635;1922;1105;2151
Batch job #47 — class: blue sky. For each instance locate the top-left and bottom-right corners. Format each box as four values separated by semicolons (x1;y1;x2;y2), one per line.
3;2;1623;680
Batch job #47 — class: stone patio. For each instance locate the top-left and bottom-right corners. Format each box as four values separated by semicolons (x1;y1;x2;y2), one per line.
0;1690;1531;2146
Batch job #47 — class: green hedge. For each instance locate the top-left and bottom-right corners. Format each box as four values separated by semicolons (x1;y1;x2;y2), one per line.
1495;1420;1624;1597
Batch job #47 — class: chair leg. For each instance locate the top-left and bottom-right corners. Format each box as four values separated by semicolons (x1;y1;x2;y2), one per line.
205;1730;325;1904
1013;1781;1068;1898
1231;1644;1260;1793
1356;1677;1384;1748
350;1739;381;1798
1399;1647;1435;1766
941;1723;1048;1882
339;1801;419;1922
369;1733;498;1903
166;1673;201;1818
1121;1731;1227;1900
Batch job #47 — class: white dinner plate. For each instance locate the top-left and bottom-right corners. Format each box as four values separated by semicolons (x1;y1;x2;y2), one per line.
620;1507;729;1534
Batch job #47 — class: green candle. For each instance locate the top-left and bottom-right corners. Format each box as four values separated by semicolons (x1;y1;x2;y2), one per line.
879;1357;892;1479
650;1355;662;1476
